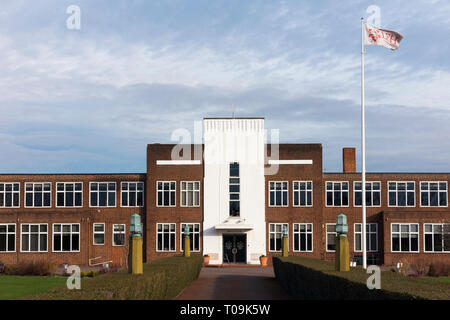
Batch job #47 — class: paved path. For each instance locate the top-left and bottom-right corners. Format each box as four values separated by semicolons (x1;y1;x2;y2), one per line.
176;267;291;300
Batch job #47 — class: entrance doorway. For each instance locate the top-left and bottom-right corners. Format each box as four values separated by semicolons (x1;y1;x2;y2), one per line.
223;234;246;264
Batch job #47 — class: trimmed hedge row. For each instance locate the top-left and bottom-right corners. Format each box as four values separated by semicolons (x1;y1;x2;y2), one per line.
273;256;449;300
28;255;203;300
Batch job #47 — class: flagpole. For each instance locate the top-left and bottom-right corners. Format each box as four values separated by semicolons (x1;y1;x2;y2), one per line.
361;17;367;269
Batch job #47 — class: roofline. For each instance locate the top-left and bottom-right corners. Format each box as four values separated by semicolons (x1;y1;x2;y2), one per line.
0;173;146;176
203;117;265;120
324;172;450;175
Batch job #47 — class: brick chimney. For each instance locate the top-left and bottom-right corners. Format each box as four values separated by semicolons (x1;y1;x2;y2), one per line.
343;148;356;173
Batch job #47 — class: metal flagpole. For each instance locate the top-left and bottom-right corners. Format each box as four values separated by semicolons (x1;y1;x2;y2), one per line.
361;17;367;269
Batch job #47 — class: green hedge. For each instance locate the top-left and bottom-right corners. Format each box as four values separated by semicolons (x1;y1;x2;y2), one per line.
27;255;203;300
273;256;450;300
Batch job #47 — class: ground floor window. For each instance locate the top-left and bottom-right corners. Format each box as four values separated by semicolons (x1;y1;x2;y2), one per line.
0;224;15;252
424;224;450;252
354;223;378;252
21;224;47;252
269;223;288;252
93;223;105;245
326;224;336;252
157;223;176;252
293;223;313;252
113;224;126;246
391;223;419;252
180;223;200;252
53;224;80;252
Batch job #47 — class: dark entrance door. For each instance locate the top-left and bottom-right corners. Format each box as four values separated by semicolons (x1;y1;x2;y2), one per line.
223;234;246;264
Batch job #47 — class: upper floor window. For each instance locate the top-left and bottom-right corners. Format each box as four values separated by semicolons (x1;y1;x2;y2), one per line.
0;183;20;208
391;223;419;252
326;182;349;207
21;224;48;252
0;224;16;252
420;182;447;207
181;181;200;207
25;183;51;208
157;181;176;207
293;223;313;252
424;224;450;252
293;181;312;207
56;183;83;208
269;223;288;252
354;182;381;207
388;182;415;207
354;223;378;252
269;181;288;207
90;182;116;207
121;182;144;207
229;163;240;216
53;224;80;252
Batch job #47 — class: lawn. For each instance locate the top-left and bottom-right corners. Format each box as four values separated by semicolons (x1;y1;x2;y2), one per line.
428;277;450;283
0;276;67;300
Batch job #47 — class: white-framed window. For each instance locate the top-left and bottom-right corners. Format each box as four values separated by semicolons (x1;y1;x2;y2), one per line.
388;182;415;207
391;223;419;252
325;182;349;207
293;223;313;252
157;181;176;207
25;183;51;208
156;223;176;252
229;162;240;216
93;223;105;245
56;182;83;207
21;224;48;252
354;182;381;207
181;182;200;207
0;183;20;208
354;223;378;252
112;224;126;246
53;224;80;252
180;223;200;252
293;181;312;207
326;224;337;252
90;182;116;207
121;182;144;207
420;182;447;207
424;224;450;252
269;181;289;207
269;223;288;252
0;224;16;252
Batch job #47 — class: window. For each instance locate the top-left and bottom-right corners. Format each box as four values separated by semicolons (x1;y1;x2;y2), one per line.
53;224;80;252
157;223;176;252
0;224;15;252
229;163;240;216
326;224;337;251
25;183;51;207
93;223;105;245
21;224;47;252
181;223;200;252
424;224;450;252
113;224;126;246
269;223;288;252
181;182;200;207
157;181;176;207
293;223;313;252
293;181;312;207
388;182;415;207
354;223;378;252
0;183;20;208
420;182;447;207
120;182;144;207
326;182;349;207
269;181;288;207
90;182;116;207
56;183;82;207
354;182;381;207
391;223;419;252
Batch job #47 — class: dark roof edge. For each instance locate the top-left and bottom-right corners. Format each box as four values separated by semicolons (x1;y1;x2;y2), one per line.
0;173;146;176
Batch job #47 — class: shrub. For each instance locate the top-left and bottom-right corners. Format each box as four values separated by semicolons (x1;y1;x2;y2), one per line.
80;271;86;278
428;262;450;277
5;265;18;275
412;260;430;277
5;261;55;276
398;260;411;276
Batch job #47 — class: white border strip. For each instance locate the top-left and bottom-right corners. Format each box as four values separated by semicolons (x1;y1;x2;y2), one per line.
268;159;313;165
157;160;201;165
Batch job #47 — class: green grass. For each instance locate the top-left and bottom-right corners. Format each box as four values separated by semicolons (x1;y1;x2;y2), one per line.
428;277;450;283
0;276;67;300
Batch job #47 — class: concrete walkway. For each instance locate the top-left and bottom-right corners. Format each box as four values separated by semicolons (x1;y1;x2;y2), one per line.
176;267;291;300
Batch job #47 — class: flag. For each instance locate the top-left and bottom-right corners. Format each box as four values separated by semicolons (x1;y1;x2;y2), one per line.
363;23;403;50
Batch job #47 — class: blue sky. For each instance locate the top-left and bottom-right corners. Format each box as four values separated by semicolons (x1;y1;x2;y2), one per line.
1;0;450;173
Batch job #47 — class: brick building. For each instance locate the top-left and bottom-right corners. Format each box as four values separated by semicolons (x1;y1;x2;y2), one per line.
0;117;449;267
